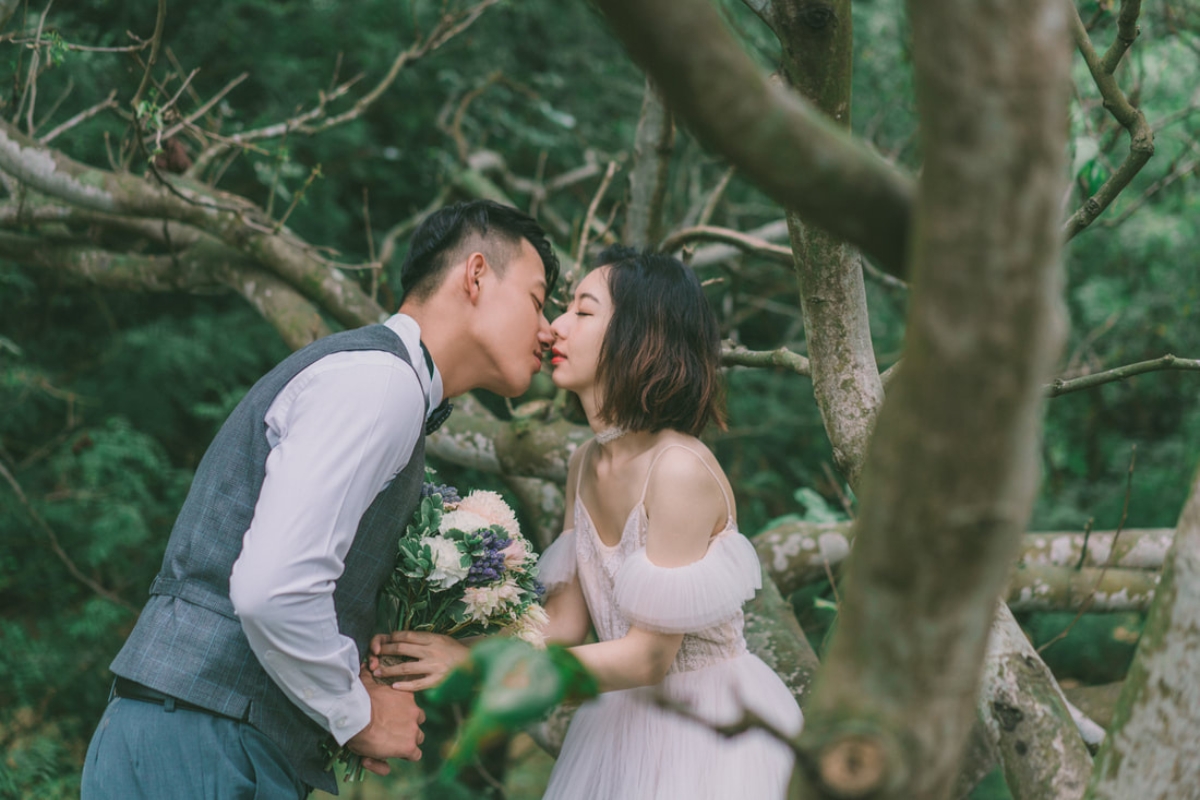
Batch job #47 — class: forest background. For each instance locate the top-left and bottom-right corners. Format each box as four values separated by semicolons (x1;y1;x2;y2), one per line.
0;0;1197;798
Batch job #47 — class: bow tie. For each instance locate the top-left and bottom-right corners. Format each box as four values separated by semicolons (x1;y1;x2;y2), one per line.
424;399;453;436
420;340;452;435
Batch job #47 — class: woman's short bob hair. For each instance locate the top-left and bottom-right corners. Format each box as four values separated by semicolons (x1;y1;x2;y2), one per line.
593;245;726;436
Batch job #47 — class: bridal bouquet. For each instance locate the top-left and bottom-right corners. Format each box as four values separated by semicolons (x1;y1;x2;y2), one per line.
328;470;548;780
379;473;548;645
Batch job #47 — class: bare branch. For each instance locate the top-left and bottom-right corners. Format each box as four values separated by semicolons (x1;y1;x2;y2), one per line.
0;460;137;614
128;0;166;113
1101;0;1143;75
378;186;453;269
696;166;735;227
159;72;250;142
0;229;331;348
40;90;118;144
720;341;811;377
1046;354;1200;397
1063;1;1154;239
688;219;789;269
568;160;618;287
661;224;793;265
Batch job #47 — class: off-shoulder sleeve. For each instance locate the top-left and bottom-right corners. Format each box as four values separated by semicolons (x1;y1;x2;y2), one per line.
612;531;762;634
536;529;577;594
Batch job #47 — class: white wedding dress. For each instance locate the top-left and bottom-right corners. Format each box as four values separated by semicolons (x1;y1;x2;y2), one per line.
537;444;803;800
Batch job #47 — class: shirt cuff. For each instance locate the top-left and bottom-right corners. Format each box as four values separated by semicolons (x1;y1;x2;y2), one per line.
261;649;373;746
328;681;373;746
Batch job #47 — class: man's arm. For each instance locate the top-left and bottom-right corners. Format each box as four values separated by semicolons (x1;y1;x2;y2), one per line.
229;353;423;748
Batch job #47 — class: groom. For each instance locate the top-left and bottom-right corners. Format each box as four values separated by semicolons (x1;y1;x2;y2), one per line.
81;200;559;798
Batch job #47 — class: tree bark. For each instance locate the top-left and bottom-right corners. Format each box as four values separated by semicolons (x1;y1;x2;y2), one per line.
1085;468;1200;799
0;230;330;349
790;1;1072;797
977;603;1093;799
749;0;884;489
623;78;674;248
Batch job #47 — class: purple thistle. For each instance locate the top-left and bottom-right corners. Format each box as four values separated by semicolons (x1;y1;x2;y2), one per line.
421;482;462;505
467;529;510;585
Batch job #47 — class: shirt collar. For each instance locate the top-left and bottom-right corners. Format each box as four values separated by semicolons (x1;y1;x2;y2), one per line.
382;313;444;414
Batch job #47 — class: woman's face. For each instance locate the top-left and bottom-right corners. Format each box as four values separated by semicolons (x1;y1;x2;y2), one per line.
548;266;614;395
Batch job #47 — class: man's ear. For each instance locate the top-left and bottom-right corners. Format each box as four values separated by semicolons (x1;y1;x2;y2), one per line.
463;251;488;304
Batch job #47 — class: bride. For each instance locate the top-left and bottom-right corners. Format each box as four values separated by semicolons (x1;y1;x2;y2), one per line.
373;246;803;798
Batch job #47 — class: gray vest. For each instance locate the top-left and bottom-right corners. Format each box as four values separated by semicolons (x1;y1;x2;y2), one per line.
110;324;427;794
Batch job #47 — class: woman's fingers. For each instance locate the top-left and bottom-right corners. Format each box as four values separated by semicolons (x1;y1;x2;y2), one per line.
390;675;442;692
381;630;437;645
374;641;428;658
374;660;430;678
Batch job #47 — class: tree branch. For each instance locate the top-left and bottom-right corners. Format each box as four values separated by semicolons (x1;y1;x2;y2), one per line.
1046;354;1200;397
39;90;118;144
0;230;331;348
0;460;137;614
754;519;1170;596
623;77;674;247
720;342;811;377
188;0;500;177
1063;0;1154;240
128;0;166;114
593;0;914;279
977;603;1092;799
660;224;793;265
0;118;385;329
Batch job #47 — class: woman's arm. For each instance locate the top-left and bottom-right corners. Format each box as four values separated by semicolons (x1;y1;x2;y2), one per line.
374;444;730;694
564;446;729;692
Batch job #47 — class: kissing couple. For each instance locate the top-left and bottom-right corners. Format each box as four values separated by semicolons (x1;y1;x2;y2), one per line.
81;199;802;799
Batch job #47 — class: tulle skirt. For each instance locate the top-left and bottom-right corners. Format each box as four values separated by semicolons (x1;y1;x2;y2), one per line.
543;653;802;800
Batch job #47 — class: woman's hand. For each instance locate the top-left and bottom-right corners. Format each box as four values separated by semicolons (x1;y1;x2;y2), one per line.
368;631;471;692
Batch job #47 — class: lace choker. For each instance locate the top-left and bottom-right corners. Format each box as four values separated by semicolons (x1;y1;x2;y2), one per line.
594;427;629;445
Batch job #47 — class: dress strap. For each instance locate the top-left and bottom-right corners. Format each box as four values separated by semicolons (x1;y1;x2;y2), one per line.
574;438;594;498
637;444;734;521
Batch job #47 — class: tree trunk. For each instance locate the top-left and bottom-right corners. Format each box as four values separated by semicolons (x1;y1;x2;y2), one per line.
790;0;1072;797
749;0;885;489
1085;467;1200;799
623;78;674;248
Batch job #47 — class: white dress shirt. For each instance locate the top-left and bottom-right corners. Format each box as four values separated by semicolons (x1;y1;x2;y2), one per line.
228;314;442;744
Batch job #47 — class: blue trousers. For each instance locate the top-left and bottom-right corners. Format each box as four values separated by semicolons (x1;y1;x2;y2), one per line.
81;695;309;800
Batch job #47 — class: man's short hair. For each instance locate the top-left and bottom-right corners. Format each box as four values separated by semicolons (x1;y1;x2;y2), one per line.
399;200;559;303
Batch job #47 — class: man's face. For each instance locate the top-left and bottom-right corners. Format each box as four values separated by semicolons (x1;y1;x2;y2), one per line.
474;239;553;397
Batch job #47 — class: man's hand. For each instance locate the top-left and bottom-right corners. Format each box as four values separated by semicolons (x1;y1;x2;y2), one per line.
344;666;426;774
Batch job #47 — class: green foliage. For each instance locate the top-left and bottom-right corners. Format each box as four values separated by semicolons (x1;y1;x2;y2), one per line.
424;638;597;780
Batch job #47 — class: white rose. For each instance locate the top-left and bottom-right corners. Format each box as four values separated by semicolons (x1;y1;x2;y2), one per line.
438;509;491;535
421;536;469;589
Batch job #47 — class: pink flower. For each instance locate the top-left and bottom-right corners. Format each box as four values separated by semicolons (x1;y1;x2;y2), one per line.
456;490;521;540
500;537;529;568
